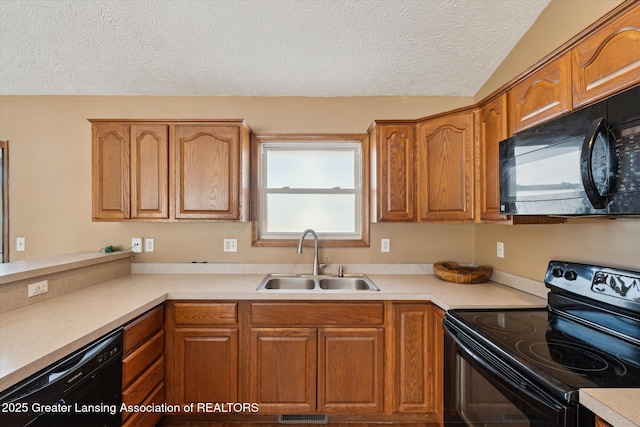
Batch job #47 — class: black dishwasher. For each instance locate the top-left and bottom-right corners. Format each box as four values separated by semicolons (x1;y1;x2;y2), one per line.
0;328;123;427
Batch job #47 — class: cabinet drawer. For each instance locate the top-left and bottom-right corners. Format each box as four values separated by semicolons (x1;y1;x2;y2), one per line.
122;356;164;415
122;330;164;388
123;305;164;354
172;302;238;326
251;302;384;326
122;382;164;427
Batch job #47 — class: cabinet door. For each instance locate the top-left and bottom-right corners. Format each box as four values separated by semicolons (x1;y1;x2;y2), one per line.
92;123;130;220
572;5;640;107
392;304;433;414
433;307;445;421
130;124;169;219
169;328;239;405
174;125;240;220
370;122;415;221
416;111;475;222
478;96;508;222
508;53;572;133
318;328;384;413
250;328;317;413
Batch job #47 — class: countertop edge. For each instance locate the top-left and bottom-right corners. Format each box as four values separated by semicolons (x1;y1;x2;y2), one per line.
580;388;640;427
0;252;133;284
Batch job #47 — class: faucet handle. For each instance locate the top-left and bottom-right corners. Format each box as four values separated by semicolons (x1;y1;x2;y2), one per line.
320;256;328;270
338;265;344;277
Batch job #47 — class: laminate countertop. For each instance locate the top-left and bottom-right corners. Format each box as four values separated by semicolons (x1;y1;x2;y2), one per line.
0;271;546;392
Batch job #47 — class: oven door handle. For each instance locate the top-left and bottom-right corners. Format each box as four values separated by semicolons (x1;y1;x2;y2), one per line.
444;320;565;412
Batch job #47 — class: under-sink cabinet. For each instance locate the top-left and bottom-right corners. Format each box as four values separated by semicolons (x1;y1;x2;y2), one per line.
248;302;385;414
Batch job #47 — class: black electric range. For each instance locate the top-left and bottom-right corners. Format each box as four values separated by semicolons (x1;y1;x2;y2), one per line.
444;261;640;426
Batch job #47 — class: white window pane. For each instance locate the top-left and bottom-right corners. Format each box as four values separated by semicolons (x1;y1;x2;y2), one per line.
266;194;356;233
267;149;355;189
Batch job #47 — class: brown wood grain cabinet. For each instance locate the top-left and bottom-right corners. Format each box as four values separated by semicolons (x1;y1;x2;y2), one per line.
572;4;640;108
318;327;384;413
368;121;416;222
92;123;131;220
90;120;250;222
165;302;240;407
249;327;317;413
477;95;509;222
595;415;613;427
392;303;434;414
121;305;165;427
248;302;385;414
416;110;475;222
174;124;248;220
508;53;572;134
391;303;444;425
92;122;169;220
130;124;170;219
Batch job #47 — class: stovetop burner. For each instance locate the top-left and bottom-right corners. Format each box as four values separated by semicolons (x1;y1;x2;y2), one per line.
449;307;640;400
516;338;627;376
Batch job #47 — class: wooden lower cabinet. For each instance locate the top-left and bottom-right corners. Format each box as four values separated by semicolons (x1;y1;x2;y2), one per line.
249;328;317;413
165;302;240;409
163;300;442;423
121;305;165;427
318;327;384;413
248;302;386;415
392;303;433;414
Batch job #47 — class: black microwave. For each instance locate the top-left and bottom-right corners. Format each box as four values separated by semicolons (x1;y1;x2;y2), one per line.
499;85;640;216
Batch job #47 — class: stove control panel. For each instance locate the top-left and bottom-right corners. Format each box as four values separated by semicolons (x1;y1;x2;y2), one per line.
545;261;640;313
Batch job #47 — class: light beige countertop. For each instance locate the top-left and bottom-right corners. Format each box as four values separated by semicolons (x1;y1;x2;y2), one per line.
580;388;640;427
0;271;546;392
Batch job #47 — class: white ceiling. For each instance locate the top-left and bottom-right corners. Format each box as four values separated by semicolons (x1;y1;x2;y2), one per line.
0;0;551;97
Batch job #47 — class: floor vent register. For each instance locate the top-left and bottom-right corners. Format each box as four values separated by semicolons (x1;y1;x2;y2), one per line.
277;414;329;424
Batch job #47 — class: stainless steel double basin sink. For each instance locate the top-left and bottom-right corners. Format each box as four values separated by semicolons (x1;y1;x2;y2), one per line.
256;273;380;292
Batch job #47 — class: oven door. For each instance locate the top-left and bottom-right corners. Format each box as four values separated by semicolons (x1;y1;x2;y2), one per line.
443;319;588;427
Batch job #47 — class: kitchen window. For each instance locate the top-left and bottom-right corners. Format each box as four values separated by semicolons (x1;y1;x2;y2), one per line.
251;134;369;247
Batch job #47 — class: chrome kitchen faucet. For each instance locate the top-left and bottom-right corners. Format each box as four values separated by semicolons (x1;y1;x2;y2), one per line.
296;229;327;276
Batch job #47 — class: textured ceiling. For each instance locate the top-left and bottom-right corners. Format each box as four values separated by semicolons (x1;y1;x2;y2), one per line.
0;0;551;97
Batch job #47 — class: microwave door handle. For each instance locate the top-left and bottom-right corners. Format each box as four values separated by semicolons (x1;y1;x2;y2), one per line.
580;118;608;209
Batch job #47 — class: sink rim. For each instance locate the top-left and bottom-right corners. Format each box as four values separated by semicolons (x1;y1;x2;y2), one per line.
256;273;380;291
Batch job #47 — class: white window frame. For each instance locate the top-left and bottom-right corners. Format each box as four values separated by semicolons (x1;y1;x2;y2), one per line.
251;134;370;248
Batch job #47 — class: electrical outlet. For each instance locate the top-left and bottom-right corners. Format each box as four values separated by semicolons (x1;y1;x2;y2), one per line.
381;238;390;253
16;237;26;252
497;241;505;258
224;239;238;252
131;237;143;253
145;238;154;252
28;280;48;297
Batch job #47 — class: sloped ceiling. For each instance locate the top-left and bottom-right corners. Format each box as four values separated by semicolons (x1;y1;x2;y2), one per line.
0;0;551;96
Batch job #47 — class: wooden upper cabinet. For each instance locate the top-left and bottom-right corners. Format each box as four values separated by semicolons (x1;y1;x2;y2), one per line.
572;4;640;107
477;95;508;222
416;111;475;222
91;120;250;222
130;124;169;219
174;124;242;220
92;123;130;220
369;122;416;222
92;121;169;221
508;53;572;133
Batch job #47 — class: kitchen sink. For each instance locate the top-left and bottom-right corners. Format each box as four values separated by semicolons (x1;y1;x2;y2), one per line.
256;273;379;291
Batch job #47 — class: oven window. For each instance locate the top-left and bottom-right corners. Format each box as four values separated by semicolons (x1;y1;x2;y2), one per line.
457;355;531;426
